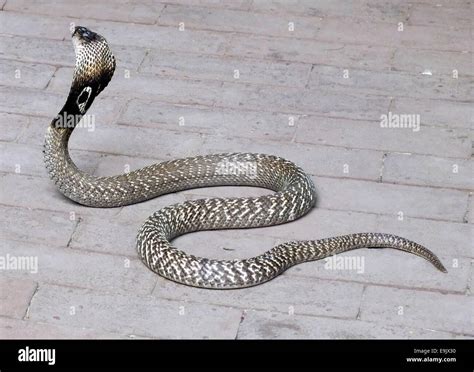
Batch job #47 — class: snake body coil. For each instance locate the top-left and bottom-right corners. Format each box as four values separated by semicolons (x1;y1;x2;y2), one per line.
44;27;446;289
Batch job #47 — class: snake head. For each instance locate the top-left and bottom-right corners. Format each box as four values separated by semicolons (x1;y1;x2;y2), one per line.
52;26;116;128
71;26;115;111
52;27;116;129
73;26;102;44
61;27;116;118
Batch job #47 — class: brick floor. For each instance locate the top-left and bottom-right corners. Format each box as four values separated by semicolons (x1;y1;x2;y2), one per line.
0;0;472;339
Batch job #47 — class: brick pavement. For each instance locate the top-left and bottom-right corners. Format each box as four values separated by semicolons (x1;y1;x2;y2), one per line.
0;0;472;339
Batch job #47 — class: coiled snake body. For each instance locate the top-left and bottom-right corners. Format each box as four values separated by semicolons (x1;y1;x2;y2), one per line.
44;27;446;289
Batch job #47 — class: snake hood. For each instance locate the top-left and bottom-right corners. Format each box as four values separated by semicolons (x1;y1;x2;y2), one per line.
52;26;115;129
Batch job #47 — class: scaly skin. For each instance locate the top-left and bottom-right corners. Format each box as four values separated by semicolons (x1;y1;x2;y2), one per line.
44;27;447;289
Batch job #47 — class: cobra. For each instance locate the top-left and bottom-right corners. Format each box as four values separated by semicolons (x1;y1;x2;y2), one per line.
44;27;447;289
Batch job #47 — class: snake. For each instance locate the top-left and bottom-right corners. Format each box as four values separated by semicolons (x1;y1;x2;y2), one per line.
44;26;447;289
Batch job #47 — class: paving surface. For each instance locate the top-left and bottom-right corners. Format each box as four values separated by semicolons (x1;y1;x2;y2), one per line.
0;0;473;339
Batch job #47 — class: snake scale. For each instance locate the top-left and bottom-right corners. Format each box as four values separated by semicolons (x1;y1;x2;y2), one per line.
44;27;447;289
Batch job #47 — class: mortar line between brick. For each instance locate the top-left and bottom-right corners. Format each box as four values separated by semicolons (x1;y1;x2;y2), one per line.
405;3;413;24
0;10;471;54
136;49;150;73
378;153;387;183
286;272;466;296
462;192;472;223
110;97;132;127
13;56;472;101
3;42;473;80
0;314;152;339
3;123;472;164
3;235;140;260
8;91;474;119
0;200;124;219
238;308;472;338
147;293;357;323
66;216;82;248
149;22;473;52
1;9;160;26
304;64;315;89
148;278;160;295
355;284;367;320
234;309;248;340
387;95;394;113
159;24;472;53
43;66;58;91
2;82;474;121
466;261;473;296
149;289;469;336
388;48;397;72
95;113;474;134
61;3;472;46
22;282;39;320
2;100;472;134
126;0;467;21
156;3;166;24
25;279;363;324
167;0;468;19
